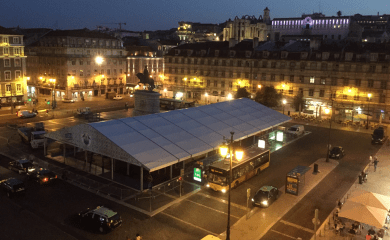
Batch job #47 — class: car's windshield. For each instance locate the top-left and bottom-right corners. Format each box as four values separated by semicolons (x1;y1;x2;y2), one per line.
109;213;120;221
331;148;340;153
256;190;269;198
288;127;297;131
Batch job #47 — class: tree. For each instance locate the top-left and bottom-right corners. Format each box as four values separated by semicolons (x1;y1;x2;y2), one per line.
292;92;306;112
235;87;250;99
337;11;342;17
254;86;281;108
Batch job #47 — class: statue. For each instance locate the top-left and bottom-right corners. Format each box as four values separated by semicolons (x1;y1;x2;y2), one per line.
136;66;155;91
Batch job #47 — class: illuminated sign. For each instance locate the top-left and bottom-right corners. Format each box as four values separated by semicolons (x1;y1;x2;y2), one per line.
193;168;202;182
258;139;265;148
286;176;299;195
276;131;284;142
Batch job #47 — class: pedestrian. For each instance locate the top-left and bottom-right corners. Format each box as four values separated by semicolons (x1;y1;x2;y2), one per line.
373;157;379;172
369;155;373;164
135;233;142;240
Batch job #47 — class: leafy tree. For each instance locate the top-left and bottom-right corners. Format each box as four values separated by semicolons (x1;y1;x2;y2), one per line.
337;11;342;17
235;87;250;99
254;86;281;108
292;92;306;111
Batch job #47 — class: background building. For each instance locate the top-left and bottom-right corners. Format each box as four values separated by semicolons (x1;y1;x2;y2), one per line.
0;26;28;105
25;29;127;100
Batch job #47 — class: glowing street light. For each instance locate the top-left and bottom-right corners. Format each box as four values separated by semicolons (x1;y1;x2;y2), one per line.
95;56;104;65
282;99;287;114
366;93;372;129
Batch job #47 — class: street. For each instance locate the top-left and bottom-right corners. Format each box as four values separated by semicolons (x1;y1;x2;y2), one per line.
0;115;381;240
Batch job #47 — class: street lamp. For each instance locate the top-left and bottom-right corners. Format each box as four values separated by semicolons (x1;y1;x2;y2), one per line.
366;93;372;129
282;99;286;115
49;79;56;109
326;92;334;162
183;78;187;101
219;132;244;240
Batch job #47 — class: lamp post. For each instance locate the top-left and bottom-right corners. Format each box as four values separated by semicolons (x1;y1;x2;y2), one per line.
219;132;243;240
326;92;334;162
49;79;56;109
95;56;104;97
282;99;286;115
366;93;372;129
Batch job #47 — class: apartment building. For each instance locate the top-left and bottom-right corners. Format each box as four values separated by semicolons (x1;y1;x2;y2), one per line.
0;26;27;105
163;39;390;122
25;29;127;100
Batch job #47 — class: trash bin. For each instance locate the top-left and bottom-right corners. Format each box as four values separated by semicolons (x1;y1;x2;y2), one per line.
358;175;363;184
313;163;318;173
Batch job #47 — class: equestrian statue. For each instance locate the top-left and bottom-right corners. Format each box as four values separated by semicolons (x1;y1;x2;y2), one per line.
136;66;155;91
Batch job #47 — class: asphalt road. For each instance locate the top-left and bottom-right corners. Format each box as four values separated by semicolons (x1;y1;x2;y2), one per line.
0;116;381;240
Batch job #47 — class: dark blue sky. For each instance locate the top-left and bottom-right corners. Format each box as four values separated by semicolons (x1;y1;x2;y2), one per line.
2;0;389;31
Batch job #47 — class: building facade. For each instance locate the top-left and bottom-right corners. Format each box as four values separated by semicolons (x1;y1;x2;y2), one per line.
26;29;127;100
177;22;223;43
163;40;390;122
0;27;27;105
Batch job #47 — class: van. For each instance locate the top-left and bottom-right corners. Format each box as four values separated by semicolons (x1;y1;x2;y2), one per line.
287;125;305;137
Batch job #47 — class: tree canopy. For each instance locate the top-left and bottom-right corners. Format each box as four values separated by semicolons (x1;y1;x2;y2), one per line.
254;86;282;108
292;92;306;111
235;87;250;99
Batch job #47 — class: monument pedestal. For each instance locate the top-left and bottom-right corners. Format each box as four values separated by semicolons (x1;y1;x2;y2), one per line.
132;90;161;117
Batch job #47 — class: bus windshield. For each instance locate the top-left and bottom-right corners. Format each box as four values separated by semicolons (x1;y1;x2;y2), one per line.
208;173;227;185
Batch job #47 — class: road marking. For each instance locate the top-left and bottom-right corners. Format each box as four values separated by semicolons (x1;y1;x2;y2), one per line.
280;220;315;233
270;229;299;239
197;192;248;211
184;199;241;219
161;211;219;236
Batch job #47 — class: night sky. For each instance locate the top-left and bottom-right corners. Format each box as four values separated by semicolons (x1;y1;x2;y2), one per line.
1;0;389;31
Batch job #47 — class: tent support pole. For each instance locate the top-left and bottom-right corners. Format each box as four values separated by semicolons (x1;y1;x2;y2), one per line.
127;163;130;175
111;158;114;180
170;165;173;179
140;166;144;191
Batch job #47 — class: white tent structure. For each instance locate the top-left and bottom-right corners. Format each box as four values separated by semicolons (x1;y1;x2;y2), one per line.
338;201;388;229
349;190;390;211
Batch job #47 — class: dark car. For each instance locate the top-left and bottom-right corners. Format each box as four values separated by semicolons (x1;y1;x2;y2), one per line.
0;178;26;197
252;186;279;207
329;146;345;159
29;168;57;185
78;206;122;233
8;159;36;175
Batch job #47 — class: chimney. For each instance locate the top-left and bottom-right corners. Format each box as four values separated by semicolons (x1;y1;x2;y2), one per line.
229;38;238;48
253;37;259;48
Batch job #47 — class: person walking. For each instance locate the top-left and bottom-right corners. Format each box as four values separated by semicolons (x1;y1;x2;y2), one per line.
369;155;373;164
135;233;142;240
373;157;379;172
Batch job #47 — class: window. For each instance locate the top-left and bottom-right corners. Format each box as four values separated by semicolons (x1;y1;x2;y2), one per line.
4;59;10;67
72;70;77;75
290;62;296;68
320;90;325;97
309;89;314;96
221;81;225;87
214;81;218;87
280;62;286;68
369;65;376;73
289;89;293;95
14;58;21;67
310;62;316;70
368;80;374;88
17;84;21;91
343;78;349;86
271;62;276;68
332;64;339;71
15;70;21;78
354;95;359;101
343;94;348;99
87;61;91;65
382;65;389;73
331;78;337;86
6;85;11;91
5;71;11;80
107;69;111;75
79;70;84;76
310;76;315;83
355;79;361;87
72;61;76;65
299;88;303;94
13;37;19;43
344;64;351;72
207;80;210;87
261;73;266;80
381;81;387;89
14;48;20;55
4;48;9;55
300;62;306;69
299;76;304;83
290;75;294;82
271;74;275;81
320;78;326;85
321;63;327;70
245;72;249;78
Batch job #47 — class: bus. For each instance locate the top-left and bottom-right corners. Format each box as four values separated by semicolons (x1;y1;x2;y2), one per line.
206;148;270;193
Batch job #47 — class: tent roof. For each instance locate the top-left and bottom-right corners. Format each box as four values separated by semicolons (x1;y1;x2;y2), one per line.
45;98;290;172
349;190;390;211
339;201;388;228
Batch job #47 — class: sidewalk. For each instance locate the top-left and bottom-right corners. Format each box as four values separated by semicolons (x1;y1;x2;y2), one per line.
313;141;390;240
222;158;339;240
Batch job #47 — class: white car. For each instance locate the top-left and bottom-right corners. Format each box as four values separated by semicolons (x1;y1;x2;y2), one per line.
17;110;37;118
62;98;75;103
113;95;123;100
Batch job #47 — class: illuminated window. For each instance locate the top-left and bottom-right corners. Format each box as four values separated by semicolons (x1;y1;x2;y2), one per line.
320;78;326;85
17;84;21;91
3;37;8;43
4;48;9;54
80;70;83;77
310;76;315;83
6;85;11;91
15;70;21;78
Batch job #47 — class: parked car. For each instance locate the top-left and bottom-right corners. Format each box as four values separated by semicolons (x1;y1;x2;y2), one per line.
78;206;122;233
286;125;305;138
329;146;345;159
8;159;36;175
113;95;123;100
62;98;75;103
252;185;279;208
29;168;58;185
17;110;37;118
0;178;26;197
